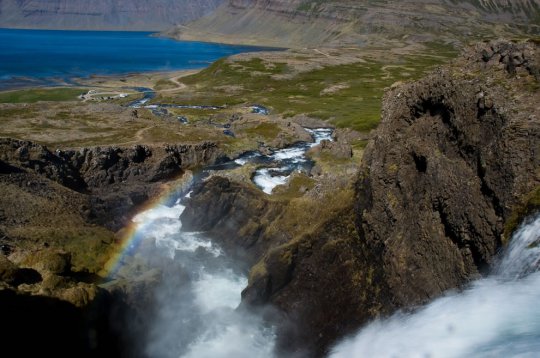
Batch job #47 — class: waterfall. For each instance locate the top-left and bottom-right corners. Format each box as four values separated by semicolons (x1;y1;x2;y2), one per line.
330;213;540;358
121;128;333;357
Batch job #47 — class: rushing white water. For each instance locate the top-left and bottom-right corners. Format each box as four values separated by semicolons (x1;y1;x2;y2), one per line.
252;128;334;194
331;214;540;358
125;128;338;356
131;194;275;358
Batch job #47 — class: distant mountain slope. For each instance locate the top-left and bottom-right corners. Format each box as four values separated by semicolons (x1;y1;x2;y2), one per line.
0;0;224;31
166;0;540;47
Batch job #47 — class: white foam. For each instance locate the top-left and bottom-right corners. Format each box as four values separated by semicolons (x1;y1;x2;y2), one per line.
272;147;305;161
331;274;540;358
193;269;247;314
183;322;275;358
331;215;540;358
235;152;262;166
133;203;185;224
305;128;333;145
155;232;222;259
253;169;289;194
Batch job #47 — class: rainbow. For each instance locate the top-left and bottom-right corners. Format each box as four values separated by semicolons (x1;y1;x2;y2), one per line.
102;172;193;278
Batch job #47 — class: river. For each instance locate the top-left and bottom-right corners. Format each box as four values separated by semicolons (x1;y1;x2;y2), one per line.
121;127;333;357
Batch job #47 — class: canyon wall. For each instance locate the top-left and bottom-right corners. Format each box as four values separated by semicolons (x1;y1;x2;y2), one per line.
181;40;540;356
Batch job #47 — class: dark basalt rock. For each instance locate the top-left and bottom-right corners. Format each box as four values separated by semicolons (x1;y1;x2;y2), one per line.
0;138;86;190
233;40;539;357
0;139;223;230
181;176;283;265
355;40;540;308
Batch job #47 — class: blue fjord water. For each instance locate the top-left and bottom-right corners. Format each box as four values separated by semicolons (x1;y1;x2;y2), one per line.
0;28;266;89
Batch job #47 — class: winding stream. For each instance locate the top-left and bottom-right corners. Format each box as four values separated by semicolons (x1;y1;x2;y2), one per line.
127;86;333;193
123;115;332;356
124;87;540;358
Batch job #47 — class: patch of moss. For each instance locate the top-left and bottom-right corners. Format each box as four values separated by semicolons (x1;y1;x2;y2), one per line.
243;122;281;141
11;226;115;275
154;79;178;90
249;259;268;281
273;173;316;199
161;45;457;133
0;107;39;119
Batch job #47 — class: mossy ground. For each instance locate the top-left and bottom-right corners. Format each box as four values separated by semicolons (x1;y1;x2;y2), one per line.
504;186;540;243
154;45;457;132
0;88;86;103
0;43;458;151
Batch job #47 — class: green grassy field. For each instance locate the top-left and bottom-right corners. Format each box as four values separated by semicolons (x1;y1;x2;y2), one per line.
155;43;458;132
0;88;86;103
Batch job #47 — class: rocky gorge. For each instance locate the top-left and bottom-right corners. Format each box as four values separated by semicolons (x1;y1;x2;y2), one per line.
0;137;224;356
179;40;540;356
0;38;538;358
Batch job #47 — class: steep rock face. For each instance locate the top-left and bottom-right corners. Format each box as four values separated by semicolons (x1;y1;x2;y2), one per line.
169;0;540;47
179;41;539;357
0;138;222;230
181;176;284;265
62;142;221;188
356;40;540;308
181;175;372;356
0;0;224;31
0;138;85;190
0;139;220;189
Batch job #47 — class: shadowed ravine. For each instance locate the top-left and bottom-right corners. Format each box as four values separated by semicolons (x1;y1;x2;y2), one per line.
121;129;333;357
133;195;275;357
132;182;540;357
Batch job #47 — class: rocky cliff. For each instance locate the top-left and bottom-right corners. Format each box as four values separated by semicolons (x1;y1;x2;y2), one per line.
0;0;224;31
355;39;540;308
168;0;540;47
180;40;540;356
0;138;221;229
0;137;225;356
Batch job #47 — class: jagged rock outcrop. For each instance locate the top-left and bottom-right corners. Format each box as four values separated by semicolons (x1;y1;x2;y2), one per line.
0;138;222;229
62;142;221;188
0;138;220;190
0;138;85;190
169;0;540;47
180;40;539;357
356;39;539;307
181;176;283;265
0;0;224;31
0;138;226;357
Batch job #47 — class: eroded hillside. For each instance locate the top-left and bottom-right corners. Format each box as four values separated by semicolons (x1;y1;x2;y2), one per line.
0;0;224;30
167;0;540;47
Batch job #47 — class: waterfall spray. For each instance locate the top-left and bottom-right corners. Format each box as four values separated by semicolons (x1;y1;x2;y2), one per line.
331;213;540;358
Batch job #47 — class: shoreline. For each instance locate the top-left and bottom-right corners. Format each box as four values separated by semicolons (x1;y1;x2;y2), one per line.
0;69;201;93
0;27;283;93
